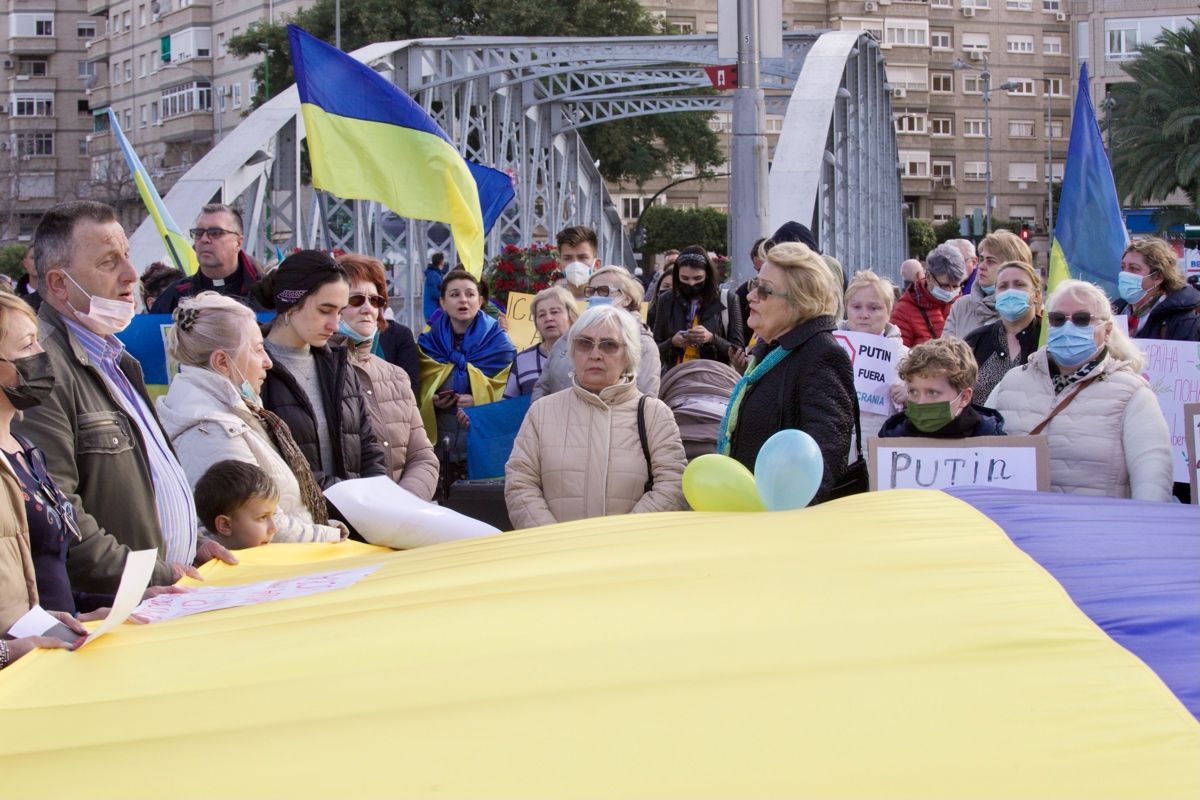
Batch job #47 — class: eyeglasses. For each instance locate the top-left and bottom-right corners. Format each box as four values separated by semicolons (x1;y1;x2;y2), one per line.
584;285;624;298
1047;311;1099;327
572;336;623;356
189;227;240;241
931;276;963;291
348;293;387;309
747;278;784;299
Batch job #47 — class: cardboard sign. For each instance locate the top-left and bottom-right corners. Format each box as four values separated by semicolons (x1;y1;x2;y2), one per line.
506;291;650;351
1185;402;1200;505
868;435;1050;492
832;330;901;417
1134;339;1200;483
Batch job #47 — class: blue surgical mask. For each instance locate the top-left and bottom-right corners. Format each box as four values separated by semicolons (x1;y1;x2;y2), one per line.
337;318;374;344
930;284;960;304
587;295;615;308
1117;271;1148;304
1046;322;1098;367
980;282;997;296
227;359;261;407
995;289;1031;322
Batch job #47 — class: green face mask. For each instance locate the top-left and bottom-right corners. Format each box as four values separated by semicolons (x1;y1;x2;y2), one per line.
905;393;962;433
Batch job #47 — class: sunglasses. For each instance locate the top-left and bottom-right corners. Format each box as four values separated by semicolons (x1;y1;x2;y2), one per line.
189;227;239;241
747;278;784;299
572;336;623;356
1047;311;1099;327
348;293;387;309
584;285;624;298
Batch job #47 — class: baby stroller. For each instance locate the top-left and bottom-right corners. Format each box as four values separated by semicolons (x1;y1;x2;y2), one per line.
658;361;740;461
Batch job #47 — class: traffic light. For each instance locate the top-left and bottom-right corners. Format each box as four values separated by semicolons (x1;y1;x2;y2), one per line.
1020;223;1030;241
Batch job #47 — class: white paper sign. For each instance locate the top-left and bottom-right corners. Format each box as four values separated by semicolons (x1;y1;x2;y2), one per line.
832;330;901;417
76;548;158;648
1135;339;1200;483
868;435;1050;491
324;475;501;547
131;565;382;623
6;606;76;643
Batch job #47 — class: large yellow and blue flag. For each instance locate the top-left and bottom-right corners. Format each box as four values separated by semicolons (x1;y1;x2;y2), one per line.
288;25;514;277
107;108;198;275
1046;63;1128;299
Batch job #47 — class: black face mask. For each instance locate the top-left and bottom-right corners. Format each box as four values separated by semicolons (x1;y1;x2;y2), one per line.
2;352;56;410
676;281;704;300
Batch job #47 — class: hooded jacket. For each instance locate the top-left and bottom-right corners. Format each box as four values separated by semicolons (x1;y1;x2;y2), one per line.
890;281;953;347
1112;284;1200;342
941;278;998;339
877;403;1007;439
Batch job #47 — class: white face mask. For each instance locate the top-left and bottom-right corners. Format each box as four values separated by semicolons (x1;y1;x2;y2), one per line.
564;261;592;287
61;271;136;336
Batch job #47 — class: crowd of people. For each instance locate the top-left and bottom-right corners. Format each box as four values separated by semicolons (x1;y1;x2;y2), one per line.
1;197;1196;670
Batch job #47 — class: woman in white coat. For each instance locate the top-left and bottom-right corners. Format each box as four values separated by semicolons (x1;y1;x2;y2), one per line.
157;293;345;541
986;279;1172;502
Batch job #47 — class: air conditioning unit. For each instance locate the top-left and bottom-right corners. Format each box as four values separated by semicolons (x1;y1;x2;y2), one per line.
864;0;878;11
0;142;7;151
893;87;907;98
942;176;955;188
968;50;984;61
962;6;976;16
2;60;13;70
1055;11;1066;21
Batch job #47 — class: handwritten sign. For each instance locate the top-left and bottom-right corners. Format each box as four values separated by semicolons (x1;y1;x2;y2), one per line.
1186;403;1200;505
868;435;1050;491
506;290;651;351
1135;339;1200;483
131;565;382;623
832;330;901;417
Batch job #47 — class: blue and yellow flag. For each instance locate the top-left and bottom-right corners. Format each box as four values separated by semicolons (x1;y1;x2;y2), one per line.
107;108;198;275
287;25;514;277
1046;63;1127;299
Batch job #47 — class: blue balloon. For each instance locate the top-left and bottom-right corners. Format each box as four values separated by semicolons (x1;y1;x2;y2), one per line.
753;429;825;511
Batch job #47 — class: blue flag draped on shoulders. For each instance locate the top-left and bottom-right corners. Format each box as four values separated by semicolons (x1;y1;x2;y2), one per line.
1047;63;1128;300
416;312;517;436
287;25;514;276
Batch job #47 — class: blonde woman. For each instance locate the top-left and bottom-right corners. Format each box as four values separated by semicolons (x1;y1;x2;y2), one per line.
838;270;908;452
963;261;1043;402
986;279;1172;501
943;230;1033;339
504;286;578;398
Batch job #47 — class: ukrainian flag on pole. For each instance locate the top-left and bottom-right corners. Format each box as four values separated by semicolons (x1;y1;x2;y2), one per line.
107;108;199;275
288;25;514;277
1046;63;1128;300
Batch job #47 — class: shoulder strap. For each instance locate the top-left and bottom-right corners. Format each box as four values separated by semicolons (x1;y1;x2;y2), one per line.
1029;380;1089;436
637;395;654;493
915;304;937;338
720;291;730;333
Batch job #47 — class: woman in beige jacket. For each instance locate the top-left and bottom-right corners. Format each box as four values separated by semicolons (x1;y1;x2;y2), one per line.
986;279;1173;502
506;304;688;529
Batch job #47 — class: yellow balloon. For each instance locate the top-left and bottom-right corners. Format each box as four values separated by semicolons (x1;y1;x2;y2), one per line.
683;454;767;512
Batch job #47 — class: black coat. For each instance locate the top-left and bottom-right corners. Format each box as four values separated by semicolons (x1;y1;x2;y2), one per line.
1113;284;1200;342
259;338;388;488
728;315;855;505
150;251;265;314
652;289;745;372
377;322;422;396
962;316;1042;367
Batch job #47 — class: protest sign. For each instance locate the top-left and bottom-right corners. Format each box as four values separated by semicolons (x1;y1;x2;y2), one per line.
1134;339;1200;483
1185;403;1200;505
832;330;901;417
868;435;1050;492
506;291;651;351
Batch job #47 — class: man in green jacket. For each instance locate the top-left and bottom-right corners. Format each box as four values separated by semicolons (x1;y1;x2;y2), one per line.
15;201;233;595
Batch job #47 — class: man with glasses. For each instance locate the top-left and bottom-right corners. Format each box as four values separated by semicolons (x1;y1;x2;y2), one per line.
149;203;263;313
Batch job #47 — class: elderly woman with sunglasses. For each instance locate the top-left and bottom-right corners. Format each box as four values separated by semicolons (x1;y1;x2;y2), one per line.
334;254;439;501
506;305;687;529
986;279;1172;501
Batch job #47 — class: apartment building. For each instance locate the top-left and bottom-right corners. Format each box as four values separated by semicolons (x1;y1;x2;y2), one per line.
0;2;94;242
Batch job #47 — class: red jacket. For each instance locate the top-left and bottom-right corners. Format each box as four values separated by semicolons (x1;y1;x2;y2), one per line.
890;282;952;347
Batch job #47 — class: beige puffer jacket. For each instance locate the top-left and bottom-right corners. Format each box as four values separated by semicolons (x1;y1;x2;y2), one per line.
505;377;688;529
344;338;440;501
985;349;1173;501
0;452;36;632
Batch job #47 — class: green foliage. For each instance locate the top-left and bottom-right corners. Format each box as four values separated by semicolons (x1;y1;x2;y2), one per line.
226;0;721;185
933;218;962;244
641;205;727;255
0;244;28;280
932;216;1023;245
1107;20;1200;206
907;218;937;260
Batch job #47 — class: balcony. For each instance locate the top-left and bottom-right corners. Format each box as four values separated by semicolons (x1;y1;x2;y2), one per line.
86;82;112;109
6;76;56;93
7;36;57;55
87;0;111;16
6;116;59;133
158;3;212;29
160;110;213;143
86;35;110;62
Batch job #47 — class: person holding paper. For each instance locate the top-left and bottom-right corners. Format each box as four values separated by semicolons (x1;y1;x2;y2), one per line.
963;261;1043;403
987;280;1173;502
1112;237;1200;342
334;254;438;501
505;305;687;529
503;286;578;398
879;339;1006;439
890;243;966;347
157;292;346;543
838;270;909;455
942;231;1032;340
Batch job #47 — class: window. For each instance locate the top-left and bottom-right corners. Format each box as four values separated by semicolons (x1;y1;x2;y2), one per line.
140;105;148;128
35;17;53;36
15;133;54;157
963;119;987;137
12;94;54;117
79;138;89;155
77;99;90;113
124;108;132;129
1050;163;1064;180
886;65;929;90
112;64;120;85
964;0;990;7
932;161;954;178
140;54;147;77
169;27;213;61
1042;0;1060;9
1006;78;1036;95
964;161;988;180
899;150;930;178
1006;0;1032;8
1008;162;1037;182
931;0;951;7
122;11;131;32
895;114;927;134
1044;35;1063;54
139;4;147;26
933;203;956;223
885;20;928;47
1007;35;1034;53
78;60;95;79
124;60;132;81
218;87;227;112
232;82;242;108
1009;204;1037;221
931;30;952;50
1048;120;1063;138
77;20;97;39
1106;25;1138;60
151;101;159;124
930;116;953;136
160;80;212;119
963;75;983;94
668;18;695;35
92;111;110;134
1045;78;1065;96
9;13;54;37
961;32;990;52
217;32;226;57
17;59;49;77
931;72;953;93
1009;120;1034;137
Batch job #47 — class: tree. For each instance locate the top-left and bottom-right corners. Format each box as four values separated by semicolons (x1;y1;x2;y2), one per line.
0;244;27;280
641;205;727;255
227;0;722;186
907;218;936;261
1107;20;1200;206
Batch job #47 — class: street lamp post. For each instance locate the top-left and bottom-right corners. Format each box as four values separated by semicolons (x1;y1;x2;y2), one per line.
953;54;1018;234
1045;78;1054;240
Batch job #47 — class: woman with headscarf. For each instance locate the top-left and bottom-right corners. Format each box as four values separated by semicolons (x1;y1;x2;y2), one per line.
251;250;387;488
890;243;967;347
652;246;744;374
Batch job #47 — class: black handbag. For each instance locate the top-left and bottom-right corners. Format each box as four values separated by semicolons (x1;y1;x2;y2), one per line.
826;392;869;500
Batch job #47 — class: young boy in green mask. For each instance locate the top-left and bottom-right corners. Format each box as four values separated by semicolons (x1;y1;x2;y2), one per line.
878;338;1007;439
